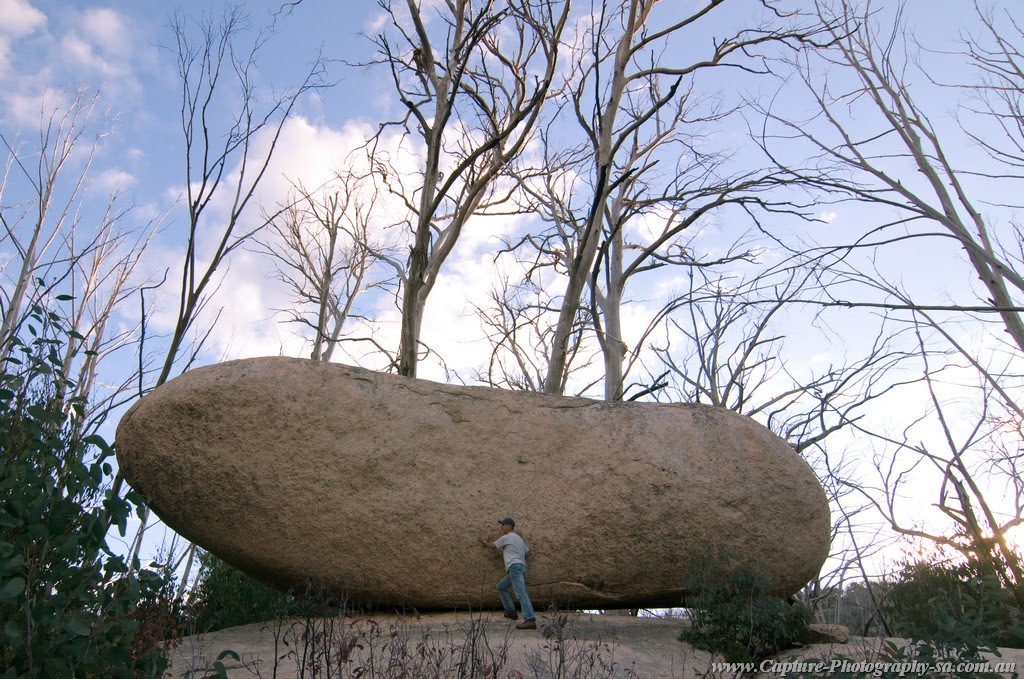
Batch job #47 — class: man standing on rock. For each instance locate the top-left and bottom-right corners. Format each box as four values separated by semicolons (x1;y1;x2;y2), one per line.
476;517;537;630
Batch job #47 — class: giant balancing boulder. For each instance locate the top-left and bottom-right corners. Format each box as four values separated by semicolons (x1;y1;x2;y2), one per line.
115;357;830;610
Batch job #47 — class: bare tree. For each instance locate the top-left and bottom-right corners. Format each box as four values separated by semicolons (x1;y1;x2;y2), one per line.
808;262;1024;613
124;6;328;583
0;91;191;610
0;90;165;435
755;0;1024;610
156;6;327;386
256;171;396;362
842;313;1024;613
60;204;161;434
475;272;598;393
759;0;1024;353
367;0;570;377
1;91;105;362
489;0;828;399
651;266;910;451
648;259;925;623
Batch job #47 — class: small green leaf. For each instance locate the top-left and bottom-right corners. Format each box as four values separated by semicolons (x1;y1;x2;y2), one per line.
64;616;92;636
83;434;113;456
0;577;25;602
0;514;22;529
43;656;72;675
0;554;24;575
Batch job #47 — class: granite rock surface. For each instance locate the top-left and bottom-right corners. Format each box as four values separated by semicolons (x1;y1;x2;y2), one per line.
115;357;831;609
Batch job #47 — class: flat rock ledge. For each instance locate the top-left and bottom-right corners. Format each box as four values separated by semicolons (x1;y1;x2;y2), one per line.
165;612;712;678
116;358;831;610
164;613;1024;679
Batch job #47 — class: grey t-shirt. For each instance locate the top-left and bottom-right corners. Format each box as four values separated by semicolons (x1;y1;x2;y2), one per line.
494;531;529;570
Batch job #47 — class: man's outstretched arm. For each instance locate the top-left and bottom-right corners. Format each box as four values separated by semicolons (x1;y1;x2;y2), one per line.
476;534;499;550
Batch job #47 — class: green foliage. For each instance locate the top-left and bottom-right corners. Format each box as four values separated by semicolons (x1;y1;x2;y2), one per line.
0;303;171;677
680;550;811;663
782;555;1024;679
191;552;295;632
883;556;1024;651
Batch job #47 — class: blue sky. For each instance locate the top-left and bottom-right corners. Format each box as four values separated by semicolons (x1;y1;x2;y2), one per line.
2;1;424;373
1;0;383;215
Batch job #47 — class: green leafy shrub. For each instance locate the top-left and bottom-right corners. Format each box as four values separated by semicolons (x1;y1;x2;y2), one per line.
781;555;1023;679
883;556;1024;651
191;552;295;632
680;550;811;663
0;302;171;677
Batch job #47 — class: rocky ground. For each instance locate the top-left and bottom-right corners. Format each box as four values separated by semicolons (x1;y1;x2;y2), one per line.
162;610;1024;678
164;610;708;677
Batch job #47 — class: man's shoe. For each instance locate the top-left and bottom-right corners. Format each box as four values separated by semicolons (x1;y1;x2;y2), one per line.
503;610;518;620
515;619;537;630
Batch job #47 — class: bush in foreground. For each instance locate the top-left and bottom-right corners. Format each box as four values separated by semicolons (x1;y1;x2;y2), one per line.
883;556;1024;651
0;303;171;677
680;550;810;663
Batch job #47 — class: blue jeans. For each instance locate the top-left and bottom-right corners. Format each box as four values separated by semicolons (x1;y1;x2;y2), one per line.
497;562;535;621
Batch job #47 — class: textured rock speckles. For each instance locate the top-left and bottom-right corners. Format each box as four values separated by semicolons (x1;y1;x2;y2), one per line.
115;357;831;610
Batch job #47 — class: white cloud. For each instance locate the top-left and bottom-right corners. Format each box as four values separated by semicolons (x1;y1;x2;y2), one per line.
413;231;521;381
248;116;376;200
205;257;304;359
0;0;46;36
60;32;122;77
92;167;136;192
81;8;128;55
366;10;388;33
147;114;596;385
629;203;674;243
5;89;65;124
58;7;136;82
140;244;308;363
458;210;526;254
0;0;46;77
61;34;101;70
0;36;14;76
